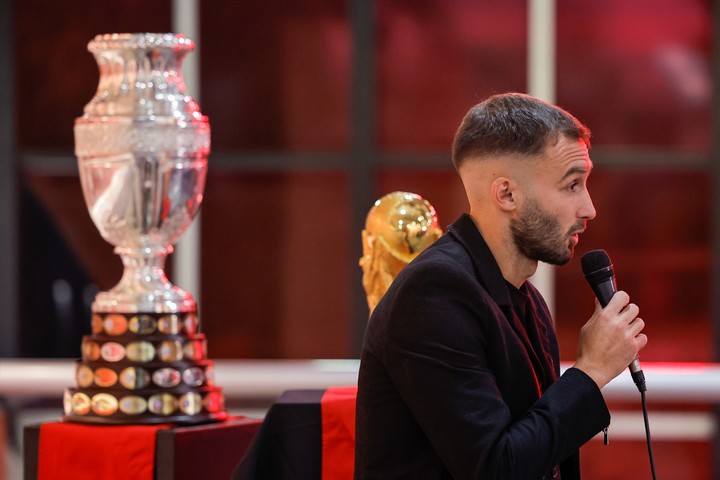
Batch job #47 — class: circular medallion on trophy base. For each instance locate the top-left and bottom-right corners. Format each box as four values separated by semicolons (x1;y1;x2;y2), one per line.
63;310;228;425
62;386;228;425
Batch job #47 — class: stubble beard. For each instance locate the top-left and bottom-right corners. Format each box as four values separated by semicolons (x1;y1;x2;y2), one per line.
509;197;582;266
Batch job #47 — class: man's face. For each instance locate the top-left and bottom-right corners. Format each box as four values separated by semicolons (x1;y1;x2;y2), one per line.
510;136;596;265
510;196;586;265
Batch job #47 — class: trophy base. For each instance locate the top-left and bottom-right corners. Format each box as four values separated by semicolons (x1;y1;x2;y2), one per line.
61;411;229;425
62;387;228;425
64;310;229;425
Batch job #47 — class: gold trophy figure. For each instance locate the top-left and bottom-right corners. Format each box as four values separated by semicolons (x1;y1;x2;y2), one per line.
359;192;442;314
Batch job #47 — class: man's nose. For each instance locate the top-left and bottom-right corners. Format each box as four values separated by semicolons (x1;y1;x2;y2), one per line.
580;191;596;220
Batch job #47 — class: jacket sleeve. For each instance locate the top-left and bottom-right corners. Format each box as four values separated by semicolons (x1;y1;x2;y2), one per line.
380;260;610;480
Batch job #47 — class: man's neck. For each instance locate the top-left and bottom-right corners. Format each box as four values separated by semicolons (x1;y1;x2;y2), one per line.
467;211;537;288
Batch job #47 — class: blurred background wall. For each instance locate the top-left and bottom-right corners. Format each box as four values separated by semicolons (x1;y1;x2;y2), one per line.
0;0;717;478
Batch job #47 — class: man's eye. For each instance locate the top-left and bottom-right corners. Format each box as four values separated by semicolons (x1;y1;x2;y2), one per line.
568;182;578;192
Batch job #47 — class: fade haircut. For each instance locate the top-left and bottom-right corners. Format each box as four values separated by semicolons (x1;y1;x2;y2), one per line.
451;93;591;171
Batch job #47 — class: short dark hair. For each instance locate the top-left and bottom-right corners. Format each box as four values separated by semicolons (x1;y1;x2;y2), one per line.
451;93;591;170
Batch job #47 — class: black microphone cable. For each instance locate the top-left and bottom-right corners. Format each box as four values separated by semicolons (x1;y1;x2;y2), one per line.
641;388;657;480
581;249;657;480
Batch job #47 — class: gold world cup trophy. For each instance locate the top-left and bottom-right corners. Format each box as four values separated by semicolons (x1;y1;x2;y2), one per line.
359;192;443;314
63;33;227;424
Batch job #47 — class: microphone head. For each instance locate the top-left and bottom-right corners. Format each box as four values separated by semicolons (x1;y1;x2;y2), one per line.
581;249;612;276
581;249;617;306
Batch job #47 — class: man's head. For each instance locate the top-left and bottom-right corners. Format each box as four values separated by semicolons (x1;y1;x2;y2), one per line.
452;93;591;171
452;93;595;278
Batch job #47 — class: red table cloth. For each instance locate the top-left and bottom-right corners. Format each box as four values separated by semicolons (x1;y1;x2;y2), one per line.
321;385;358;480
38;422;170;480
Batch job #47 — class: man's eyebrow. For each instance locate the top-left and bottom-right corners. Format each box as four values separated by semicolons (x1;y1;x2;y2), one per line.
560;164;592;182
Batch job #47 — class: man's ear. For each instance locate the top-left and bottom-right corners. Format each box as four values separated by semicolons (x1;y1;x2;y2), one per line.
492;177;517;212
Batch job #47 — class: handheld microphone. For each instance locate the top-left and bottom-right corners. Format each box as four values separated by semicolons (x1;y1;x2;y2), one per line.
581;249;646;392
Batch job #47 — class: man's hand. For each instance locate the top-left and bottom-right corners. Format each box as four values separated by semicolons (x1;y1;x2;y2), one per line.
573;291;648;389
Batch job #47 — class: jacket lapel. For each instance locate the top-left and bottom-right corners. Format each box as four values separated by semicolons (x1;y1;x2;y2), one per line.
447;214;544;396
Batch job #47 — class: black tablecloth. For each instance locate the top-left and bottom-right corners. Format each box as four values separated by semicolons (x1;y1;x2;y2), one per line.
232;389;325;480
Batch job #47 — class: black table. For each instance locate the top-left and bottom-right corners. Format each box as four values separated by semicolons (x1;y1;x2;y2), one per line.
232;390;325;480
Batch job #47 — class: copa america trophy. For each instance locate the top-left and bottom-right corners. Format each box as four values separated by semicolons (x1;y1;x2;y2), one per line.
63;33;227;424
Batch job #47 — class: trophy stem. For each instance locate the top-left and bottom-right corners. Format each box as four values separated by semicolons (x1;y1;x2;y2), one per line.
91;245;196;314
115;244;173;293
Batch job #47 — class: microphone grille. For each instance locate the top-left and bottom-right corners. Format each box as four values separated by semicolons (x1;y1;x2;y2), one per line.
581;249;612;276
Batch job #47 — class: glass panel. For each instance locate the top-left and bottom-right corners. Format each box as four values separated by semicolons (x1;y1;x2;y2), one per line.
556;169;711;362
15;0;173;149
200;171;351;358
557;0;712;150
377;0;527;150
200;0;350;152
19;174;114;357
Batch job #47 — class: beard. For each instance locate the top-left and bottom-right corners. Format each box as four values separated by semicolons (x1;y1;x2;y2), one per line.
509;197;583;266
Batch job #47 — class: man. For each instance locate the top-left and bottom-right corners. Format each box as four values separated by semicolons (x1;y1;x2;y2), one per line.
354;93;647;479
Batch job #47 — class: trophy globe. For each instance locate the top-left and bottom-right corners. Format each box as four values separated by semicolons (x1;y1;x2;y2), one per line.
359;192;443;314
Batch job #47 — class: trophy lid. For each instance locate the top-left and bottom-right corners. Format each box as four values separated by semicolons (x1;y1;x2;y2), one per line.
88;33;195;52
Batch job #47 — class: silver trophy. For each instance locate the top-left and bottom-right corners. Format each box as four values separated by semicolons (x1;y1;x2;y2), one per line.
64;33;227;424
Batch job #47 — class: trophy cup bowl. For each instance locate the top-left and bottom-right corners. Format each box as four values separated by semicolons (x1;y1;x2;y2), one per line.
77;129;207;313
64;33;226;424
75;32;208;314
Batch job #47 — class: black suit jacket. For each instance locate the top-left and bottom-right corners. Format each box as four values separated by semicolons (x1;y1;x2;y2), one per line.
355;214;610;479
